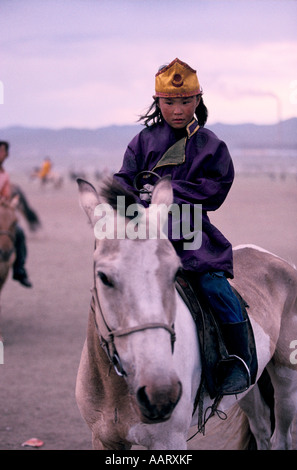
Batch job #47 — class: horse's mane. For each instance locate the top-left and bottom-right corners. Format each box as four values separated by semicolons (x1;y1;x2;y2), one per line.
100;177;138;218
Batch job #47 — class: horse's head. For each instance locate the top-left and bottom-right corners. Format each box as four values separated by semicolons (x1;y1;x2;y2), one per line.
78;177;183;423
0;196;18;264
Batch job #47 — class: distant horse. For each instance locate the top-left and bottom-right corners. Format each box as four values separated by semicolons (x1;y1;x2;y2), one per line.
44;171;63;189
69;170;87;182
0;196;19;339
76;177;297;450
30;169;63;189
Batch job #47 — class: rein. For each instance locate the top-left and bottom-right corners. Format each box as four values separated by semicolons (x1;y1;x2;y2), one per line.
91;261;176;377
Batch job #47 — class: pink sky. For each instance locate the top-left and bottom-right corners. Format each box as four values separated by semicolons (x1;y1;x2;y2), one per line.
1;0;297;128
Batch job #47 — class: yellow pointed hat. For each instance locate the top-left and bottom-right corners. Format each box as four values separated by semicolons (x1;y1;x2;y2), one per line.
154;58;201;98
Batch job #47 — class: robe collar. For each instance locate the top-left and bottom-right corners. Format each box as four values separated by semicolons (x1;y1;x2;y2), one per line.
152;119;199;171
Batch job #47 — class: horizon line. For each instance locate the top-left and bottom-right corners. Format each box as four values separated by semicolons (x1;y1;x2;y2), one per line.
1;117;296;132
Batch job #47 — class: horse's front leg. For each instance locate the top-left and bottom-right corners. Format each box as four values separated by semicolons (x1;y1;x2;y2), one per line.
92;431;132;450
149;434;188;450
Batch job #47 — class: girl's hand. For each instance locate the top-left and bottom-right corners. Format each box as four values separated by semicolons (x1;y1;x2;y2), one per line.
139;183;154;202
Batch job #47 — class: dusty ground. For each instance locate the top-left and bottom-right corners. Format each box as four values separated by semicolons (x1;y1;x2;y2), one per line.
0;173;296;450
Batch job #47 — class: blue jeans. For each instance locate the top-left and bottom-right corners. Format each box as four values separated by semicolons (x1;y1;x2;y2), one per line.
193;271;243;324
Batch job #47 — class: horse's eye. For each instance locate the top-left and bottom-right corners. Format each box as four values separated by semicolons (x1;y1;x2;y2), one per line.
97;271;114;288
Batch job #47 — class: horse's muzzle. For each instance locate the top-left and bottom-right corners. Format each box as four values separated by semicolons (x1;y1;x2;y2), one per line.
136;379;182;423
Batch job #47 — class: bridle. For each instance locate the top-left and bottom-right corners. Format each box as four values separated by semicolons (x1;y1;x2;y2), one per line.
91;261;176;377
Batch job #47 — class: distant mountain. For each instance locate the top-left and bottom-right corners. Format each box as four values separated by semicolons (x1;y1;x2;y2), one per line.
209;119;297;149
1;118;296;174
0;124;142;173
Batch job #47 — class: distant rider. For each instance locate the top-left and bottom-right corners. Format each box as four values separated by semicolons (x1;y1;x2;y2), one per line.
0;141;32;287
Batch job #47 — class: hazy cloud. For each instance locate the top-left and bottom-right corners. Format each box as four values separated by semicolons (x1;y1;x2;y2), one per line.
1;0;296;128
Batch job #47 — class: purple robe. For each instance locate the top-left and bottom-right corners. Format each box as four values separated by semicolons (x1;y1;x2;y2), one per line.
113;119;234;277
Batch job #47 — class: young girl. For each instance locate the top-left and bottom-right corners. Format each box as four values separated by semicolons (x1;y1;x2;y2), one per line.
113;58;250;395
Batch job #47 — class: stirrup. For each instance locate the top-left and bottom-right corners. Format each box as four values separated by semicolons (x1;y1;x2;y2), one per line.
216;355;251;395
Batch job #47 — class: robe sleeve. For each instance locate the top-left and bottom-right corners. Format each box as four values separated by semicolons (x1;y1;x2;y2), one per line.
171;141;234;211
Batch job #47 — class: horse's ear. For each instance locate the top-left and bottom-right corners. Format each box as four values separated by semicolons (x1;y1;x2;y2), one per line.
151;176;173;207
77;178;100;225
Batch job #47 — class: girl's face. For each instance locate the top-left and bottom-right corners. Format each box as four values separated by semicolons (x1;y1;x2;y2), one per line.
158;95;200;129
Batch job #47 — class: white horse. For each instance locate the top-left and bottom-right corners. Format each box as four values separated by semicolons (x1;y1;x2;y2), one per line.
76;177;297;450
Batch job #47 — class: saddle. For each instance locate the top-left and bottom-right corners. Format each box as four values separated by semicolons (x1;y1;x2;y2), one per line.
175;272;258;399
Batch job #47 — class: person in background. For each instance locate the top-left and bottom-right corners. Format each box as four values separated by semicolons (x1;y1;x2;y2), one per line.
0;141;32;287
38;157;52;184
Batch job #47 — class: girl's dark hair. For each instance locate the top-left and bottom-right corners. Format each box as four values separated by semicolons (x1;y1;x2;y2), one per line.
138;96;208;128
